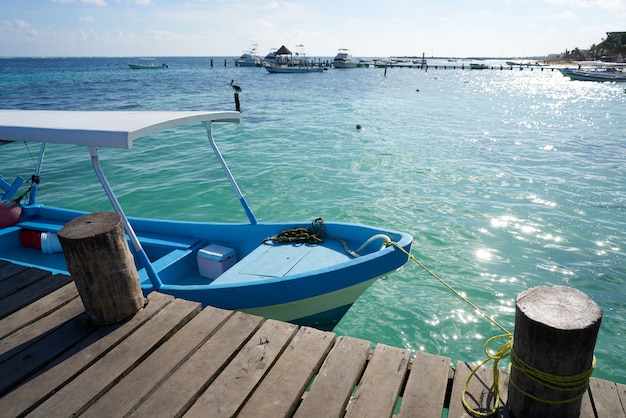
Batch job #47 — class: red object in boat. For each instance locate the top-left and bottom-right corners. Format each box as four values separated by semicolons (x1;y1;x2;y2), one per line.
20;229;43;249
0;200;22;228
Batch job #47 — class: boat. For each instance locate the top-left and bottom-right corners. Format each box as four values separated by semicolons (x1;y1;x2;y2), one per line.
263;45;325;73
469;63;488;70
333;49;357;69
561;67;626;82
236;44;262;67
0;110;412;328
127;58;168;70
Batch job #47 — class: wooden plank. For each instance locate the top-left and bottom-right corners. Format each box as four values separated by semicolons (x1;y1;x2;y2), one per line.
0;311;97;396
0;273;74;320
294;336;371;418
0;292;176;418
0;266;48;297
0;295;85;356
581;378;626;418
26;296;201;417
0;281;78;339
397;351;451;418
448;360;510;418
237;326;336;418
127;311;264;417
344;343;411;418
83;305;234;418
0;262;28;283
185;318;300;417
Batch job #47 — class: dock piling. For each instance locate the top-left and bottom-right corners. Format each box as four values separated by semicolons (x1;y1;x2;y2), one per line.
58;212;145;325
508;285;602;418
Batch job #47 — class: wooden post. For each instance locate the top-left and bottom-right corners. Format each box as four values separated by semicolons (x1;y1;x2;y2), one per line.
58;212;146;325
234;92;241;111
508;285;601;418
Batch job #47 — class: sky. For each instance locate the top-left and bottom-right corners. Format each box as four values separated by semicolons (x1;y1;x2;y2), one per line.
1;0;625;58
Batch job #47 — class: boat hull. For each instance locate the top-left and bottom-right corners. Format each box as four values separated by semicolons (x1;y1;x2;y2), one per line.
263;65;324;73
564;70;626;82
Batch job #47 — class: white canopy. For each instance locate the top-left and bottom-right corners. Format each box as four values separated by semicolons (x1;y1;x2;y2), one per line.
0;110;241;149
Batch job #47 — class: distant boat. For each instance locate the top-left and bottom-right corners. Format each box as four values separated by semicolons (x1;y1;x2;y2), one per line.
470;63;488;70
128;58;168;70
561;67;626;82
262;45;324;73
333;49;357;69
236;44;262;67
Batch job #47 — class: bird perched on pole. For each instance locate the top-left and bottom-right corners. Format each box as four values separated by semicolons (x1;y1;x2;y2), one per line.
230;80;242;93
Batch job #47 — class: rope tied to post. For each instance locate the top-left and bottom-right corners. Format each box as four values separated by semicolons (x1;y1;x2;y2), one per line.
388;243;598;416
508;351;596;405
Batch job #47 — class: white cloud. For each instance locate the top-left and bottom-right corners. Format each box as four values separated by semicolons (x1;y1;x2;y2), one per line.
82;0;109;6
79;16;95;22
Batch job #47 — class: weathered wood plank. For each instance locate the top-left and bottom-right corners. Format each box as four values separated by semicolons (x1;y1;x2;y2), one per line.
448;360;510;418
237;326;336;418
127;311;264;417
0;281;78;339
581;378;626;418
0;295;85;356
0;262;28;283
344;343;411;418
397;351;451;418
0;265;50;298
0;292;176;418
185;318;300;418
294;335;371;418
0;311;97;397
0;273;74;321
26;296;201;417
83;305;234;417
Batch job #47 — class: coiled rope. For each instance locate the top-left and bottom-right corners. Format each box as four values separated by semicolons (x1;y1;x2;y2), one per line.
262;218;393;258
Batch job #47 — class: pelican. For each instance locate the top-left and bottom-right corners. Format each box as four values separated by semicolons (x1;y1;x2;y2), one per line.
230;80;242;93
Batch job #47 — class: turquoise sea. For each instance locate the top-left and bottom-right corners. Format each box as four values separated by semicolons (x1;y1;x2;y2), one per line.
1;57;624;385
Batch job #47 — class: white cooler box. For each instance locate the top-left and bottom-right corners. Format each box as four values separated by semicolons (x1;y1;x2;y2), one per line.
197;244;237;279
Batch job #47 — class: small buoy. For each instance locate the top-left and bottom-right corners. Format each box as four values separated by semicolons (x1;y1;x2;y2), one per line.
356;124;362;130
416;89;420;92
0;200;21;228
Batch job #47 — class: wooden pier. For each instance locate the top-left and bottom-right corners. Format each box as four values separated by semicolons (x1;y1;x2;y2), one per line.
1;260;624;417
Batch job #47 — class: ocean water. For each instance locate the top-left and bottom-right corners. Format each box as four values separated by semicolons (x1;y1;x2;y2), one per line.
1;57;624;385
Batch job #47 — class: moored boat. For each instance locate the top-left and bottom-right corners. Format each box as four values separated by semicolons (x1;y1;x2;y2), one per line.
333;49;357;69
470;63;488;70
561;67;626;82
236;44;262;67
0;110;412;328
127;58;168;70
262;45;324;73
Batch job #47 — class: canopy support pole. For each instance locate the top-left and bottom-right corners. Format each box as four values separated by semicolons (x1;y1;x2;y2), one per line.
88;146;163;289
203;121;257;225
28;143;47;205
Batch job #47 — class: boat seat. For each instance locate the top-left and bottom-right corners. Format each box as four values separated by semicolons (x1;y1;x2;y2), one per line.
210;240;352;286
16;218;201;251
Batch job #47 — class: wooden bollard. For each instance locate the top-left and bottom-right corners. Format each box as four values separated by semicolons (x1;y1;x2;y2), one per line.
58;212;146;325
234;92;241;111
508;285;601;418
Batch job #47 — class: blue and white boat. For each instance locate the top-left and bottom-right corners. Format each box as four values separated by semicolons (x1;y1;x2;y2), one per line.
236;44;262;67
127;58;168;70
262;45;325;73
333;49;357;69
0;110;412;327
560;67;626;82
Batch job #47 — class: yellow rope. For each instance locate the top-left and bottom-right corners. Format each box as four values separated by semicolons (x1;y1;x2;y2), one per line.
508;351;596;405
387;243;595;416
